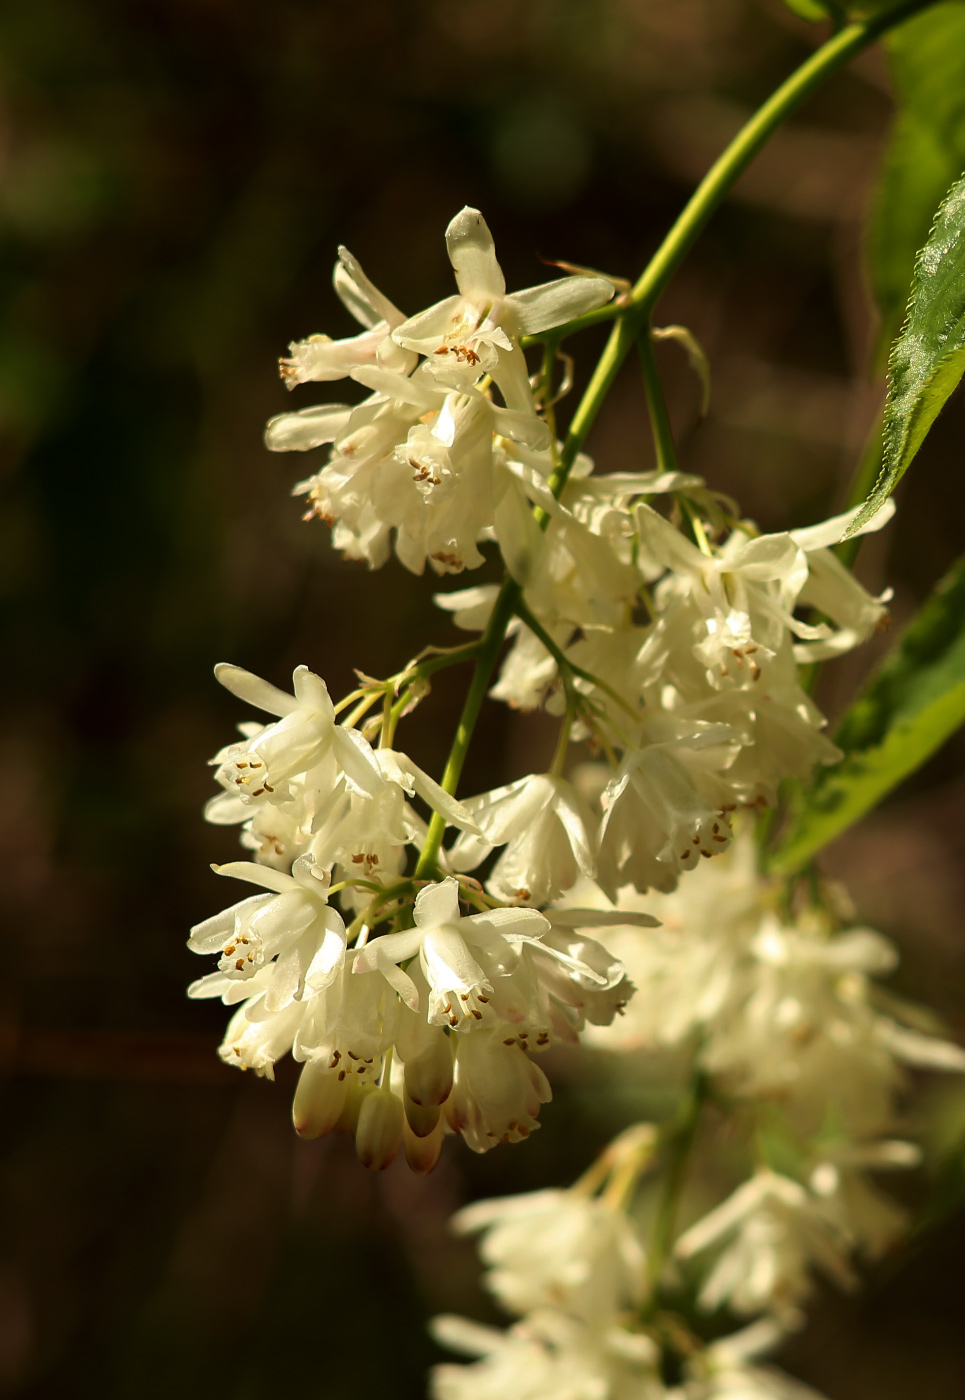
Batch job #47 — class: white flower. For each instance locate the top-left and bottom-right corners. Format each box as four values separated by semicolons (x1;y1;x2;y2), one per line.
450;775;597;906
353;877;550;1027
430;1310;662;1400
597;743;734;897
274;244;413;391
453;1188;645;1323
393;207;612;414
210;663;381;807
445;1029;553;1152
187;855;346;1012
675;1170;855;1322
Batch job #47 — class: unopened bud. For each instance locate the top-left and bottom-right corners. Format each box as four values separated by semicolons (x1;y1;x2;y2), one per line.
404;1036;454;1107
403;1114;445;1174
404;1088;441;1138
356;1087;404;1171
293;1060;348;1139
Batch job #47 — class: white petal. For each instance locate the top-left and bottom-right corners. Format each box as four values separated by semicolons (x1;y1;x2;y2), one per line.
548;907;660;929
465;907;550;941
264;404;352;452
414;876;462;929
790;496;896;551
333;726;384;798
214;663;298;717
350;365;442;410
335;245;405;329
212;861;298;894
400;756;484;835
502;275;613;335
445;207;505;301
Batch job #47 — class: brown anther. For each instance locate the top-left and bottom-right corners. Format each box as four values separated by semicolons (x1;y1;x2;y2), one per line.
692;835;701;845
477;995;489;1004
536;1032;549;1045
338;1070;346;1081
503;1038;516;1046
459;993;470;1002
449;1017;459;1028
251;788;265;798
351;854;365;864
236;761;248;770
224;944;236;956
249;761;262;769
700;849;712;858
348;1051;359;1060
235;959;245;971
357;1065;366;1074
263;783;274;793
434;346;449;355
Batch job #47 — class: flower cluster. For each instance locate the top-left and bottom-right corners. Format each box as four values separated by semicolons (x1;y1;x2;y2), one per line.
191;210;905;1179
193;661;635;1168
267;208;613;575
434;835;965;1397
191;204;965;1400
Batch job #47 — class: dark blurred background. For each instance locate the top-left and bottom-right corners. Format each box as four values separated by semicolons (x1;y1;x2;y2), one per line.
3;1;965;1395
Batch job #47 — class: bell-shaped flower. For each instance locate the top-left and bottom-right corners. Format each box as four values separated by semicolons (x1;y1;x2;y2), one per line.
210;662;382;807
217;991;307;1078
430;1310;662;1400
277;244;414;388
597;741;734;897
392;207;613;425
353;876;549;1028
453;1187;646;1323
450;775;598;906
187;854;347;1013
675;1170;855;1323
311;747;481;910
444;1028;553;1152
489;927;635;1050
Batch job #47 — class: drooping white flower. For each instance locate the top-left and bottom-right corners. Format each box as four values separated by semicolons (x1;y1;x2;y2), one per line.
596;741;734;897
210;662;381;807
450;775;598;906
393;207;613;417
353;877;550;1027
445;1028;553;1152
675;1170;855;1323
453;1188;646;1323
187;855;346;1012
274;244;414;391
430;1310;662;1400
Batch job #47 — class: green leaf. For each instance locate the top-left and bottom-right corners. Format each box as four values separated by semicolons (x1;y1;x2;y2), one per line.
781;0;834;19
847;169;965;536
867;3;965;358
769;555;965;874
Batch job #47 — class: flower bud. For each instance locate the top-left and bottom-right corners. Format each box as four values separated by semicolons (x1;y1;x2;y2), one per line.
403;1115;445;1174
293;1059;347;1139
404;1088;441;1138
356;1087;404;1170
404;1036;454;1107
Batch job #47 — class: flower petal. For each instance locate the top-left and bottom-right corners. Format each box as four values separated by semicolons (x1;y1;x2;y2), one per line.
502;275;613;336
445;207;505;301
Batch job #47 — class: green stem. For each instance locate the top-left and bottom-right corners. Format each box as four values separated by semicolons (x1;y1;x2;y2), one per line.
647;1072;707;1299
414;576;521;877
637;331;678;474
414;0;939;883
552;0;941;498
